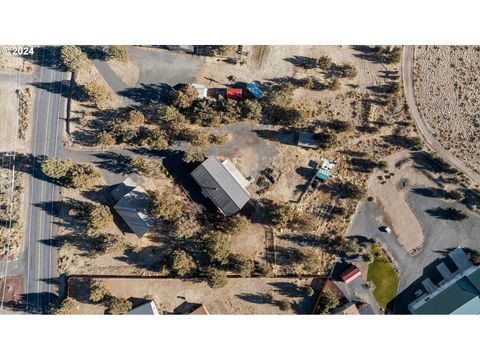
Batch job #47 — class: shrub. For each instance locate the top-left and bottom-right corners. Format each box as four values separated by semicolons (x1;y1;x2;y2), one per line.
230;254;255;277
88;204;113;234
209;133;230;145
317;290;339;314
108;45;128;62
157;105;186;123
377;161;388;170
138;127;169;149
41;157;72;179
83;81;109;105
170;249;197;277
173;85;198;109
149;192;184;222
183;150;205;164
206;267;228;289
60;46;89;72
205;231;232;265
51;297;76;315
106;297;132;315
278;299;292;311
65;163;100;189
224;214;250;236
96;131;116;148
191;101;222;126
89;280;110;303
265;202;295;229
316;55;332;70
241;99;262;122
339;63;357;79
328;78;341;91
129;156;164;178
470;250;480;266
127;109;145;125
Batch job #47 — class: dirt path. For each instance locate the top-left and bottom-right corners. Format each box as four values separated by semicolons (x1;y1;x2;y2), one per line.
402;45;480;185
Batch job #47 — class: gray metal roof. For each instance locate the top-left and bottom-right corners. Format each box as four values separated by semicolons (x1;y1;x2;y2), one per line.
191;157;250;216
112;180;154;238
127;300;159;315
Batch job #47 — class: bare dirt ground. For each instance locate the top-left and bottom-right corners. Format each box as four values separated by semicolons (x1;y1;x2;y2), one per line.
68;276;322;314
57;171;179;276
0;77;28;258
0;51;32;73
414;46;480;175
0;275;23;307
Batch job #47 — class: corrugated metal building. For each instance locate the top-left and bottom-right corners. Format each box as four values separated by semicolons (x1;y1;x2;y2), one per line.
191;157;251;216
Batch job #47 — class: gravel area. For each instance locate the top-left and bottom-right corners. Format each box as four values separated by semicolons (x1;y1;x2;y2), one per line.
414;45;480;175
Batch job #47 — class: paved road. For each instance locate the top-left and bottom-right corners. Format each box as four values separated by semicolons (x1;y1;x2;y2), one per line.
402;46;480;185
18;49;68;313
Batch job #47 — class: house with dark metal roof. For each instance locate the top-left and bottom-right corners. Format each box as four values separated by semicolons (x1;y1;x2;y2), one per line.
112;178;154;238
191;157;251;216
409;248;480;314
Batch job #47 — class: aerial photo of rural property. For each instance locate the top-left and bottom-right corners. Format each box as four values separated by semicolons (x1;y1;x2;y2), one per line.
0;45;479;315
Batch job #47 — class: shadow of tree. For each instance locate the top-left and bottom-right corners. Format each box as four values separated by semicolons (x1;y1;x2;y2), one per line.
118;83;175;105
24;46;65;71
79;46;109;61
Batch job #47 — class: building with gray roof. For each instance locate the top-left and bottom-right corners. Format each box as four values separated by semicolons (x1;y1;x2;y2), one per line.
112;178;154;238
409;248;480;314
191;157;251;216
127;300;159;315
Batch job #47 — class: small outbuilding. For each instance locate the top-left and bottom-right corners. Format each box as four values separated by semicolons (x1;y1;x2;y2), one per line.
340;265;362;284
246;82;263;99
226;88;243;100
192;83;208;98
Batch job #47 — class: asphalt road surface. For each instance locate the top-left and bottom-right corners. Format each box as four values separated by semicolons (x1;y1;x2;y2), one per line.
23;49;68;313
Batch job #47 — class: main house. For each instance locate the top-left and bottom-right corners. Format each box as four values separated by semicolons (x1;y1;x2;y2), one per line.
408;248;480;314
191;157;251;216
111;177;154;238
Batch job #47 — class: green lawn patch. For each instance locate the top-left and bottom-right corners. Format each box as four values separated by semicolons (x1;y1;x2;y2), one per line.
367;245;399;311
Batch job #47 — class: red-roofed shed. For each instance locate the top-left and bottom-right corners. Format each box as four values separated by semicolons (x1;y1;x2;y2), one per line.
226;88;243;100
340;265;361;284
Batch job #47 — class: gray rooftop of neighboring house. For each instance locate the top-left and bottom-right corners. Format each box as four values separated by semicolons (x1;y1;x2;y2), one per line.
191;157;251;216
112;178;154;238
127;300;159;315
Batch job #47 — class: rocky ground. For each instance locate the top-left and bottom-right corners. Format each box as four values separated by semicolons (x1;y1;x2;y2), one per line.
414;45;480;175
